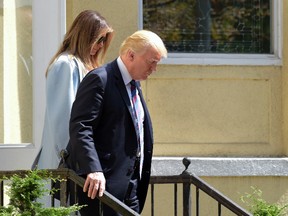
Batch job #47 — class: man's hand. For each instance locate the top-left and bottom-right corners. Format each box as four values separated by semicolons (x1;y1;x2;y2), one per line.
83;172;106;199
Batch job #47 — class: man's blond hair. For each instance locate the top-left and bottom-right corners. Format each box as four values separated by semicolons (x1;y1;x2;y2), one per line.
119;30;167;58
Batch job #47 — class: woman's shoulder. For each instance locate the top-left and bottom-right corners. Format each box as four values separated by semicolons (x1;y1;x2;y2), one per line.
54;52;76;66
48;53;77;76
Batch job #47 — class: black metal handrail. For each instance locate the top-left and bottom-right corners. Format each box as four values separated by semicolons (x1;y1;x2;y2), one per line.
0;168;139;216
0;158;252;216
149;158;252;216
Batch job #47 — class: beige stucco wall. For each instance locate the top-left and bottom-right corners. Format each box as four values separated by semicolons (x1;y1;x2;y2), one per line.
282;1;288;156
67;0;288;215
0;6;3;142
148;65;282;156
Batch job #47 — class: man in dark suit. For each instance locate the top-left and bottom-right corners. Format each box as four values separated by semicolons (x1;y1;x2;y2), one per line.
66;30;167;215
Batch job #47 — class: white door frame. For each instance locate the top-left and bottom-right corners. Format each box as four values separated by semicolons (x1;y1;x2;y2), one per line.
0;0;66;170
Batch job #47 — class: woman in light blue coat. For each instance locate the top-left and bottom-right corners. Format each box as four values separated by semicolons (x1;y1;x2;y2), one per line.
34;10;114;169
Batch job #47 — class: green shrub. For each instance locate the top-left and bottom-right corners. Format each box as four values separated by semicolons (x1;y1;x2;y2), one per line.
241;186;288;216
0;169;84;216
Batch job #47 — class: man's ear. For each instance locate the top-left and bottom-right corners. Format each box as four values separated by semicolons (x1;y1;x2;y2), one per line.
127;49;135;61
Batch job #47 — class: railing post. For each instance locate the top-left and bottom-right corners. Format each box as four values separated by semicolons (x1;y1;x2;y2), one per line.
0;180;3;206
60;179;68;206
181;158;191;216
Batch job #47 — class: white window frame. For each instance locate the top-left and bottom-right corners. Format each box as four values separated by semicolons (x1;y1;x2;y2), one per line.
138;0;282;66
0;0;66;170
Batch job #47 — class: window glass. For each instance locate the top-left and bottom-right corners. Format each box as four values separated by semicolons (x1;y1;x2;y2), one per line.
0;0;32;144
143;0;271;54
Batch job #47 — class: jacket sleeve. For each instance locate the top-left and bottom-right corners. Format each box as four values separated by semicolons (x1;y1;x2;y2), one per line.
68;69;107;175
45;57;80;159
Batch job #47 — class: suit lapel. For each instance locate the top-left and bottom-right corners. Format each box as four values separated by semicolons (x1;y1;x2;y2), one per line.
110;60;136;125
109;60;153;146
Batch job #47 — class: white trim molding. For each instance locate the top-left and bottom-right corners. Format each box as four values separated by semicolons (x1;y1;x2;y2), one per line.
32;0;66;149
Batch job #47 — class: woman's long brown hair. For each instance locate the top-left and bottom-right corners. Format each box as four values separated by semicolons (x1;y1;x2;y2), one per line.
46;10;113;76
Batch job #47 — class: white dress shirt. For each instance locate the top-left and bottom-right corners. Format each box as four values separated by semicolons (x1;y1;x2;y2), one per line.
117;57;145;177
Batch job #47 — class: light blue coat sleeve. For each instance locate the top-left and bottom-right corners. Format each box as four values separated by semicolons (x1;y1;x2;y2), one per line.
37;54;82;169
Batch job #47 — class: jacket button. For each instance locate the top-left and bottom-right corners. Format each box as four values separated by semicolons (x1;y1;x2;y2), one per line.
127;168;133;176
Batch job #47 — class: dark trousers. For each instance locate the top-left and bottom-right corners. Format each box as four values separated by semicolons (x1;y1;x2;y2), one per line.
124;164;140;213
78;165;140;216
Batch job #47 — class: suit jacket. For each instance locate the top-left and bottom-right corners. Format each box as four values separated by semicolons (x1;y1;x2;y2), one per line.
66;58;153;212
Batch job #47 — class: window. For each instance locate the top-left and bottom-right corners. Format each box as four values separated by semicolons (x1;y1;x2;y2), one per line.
139;0;282;65
0;0;65;170
0;0;32;144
